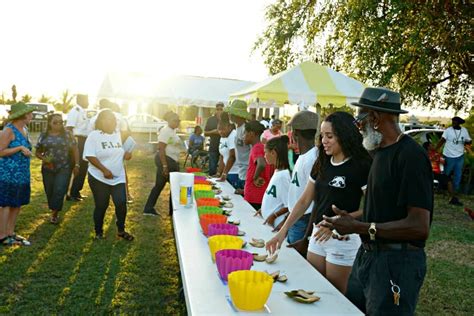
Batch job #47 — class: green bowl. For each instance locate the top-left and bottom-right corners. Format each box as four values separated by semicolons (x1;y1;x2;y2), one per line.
197;206;223;217
194;190;215;199
193;172;207;176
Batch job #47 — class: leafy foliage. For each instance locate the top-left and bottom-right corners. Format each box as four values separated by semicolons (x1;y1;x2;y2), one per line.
54;90;74;113
255;0;473;111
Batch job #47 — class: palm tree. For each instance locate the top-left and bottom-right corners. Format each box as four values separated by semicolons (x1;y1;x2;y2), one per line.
21;94;32;103
54;90;74;113
39;94;53;104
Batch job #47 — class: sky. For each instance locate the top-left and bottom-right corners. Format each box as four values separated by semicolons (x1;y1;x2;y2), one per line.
0;0;271;100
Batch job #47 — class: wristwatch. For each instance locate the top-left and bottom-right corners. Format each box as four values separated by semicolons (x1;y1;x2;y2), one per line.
368;222;377;241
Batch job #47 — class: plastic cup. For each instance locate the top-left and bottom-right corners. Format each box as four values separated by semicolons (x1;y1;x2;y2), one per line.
199;214;227;236
208;235;243;261
228;270;273;311
197;206;223;217
215;249;253;281
207;223;238;237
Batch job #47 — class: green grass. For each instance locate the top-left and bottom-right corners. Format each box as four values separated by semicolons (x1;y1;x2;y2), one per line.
1;151;473;314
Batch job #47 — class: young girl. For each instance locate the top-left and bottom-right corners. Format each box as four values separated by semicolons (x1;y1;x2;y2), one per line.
260;136;291;231
266;111;371;294
243;120;274;210
217;119;239;187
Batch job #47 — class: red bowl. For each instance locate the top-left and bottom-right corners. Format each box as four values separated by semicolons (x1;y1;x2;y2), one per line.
186;167;202;173
199;214;228;235
196;198;221;207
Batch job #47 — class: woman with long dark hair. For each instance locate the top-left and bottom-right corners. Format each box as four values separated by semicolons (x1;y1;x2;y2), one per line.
36;113;79;224
266;111;371;294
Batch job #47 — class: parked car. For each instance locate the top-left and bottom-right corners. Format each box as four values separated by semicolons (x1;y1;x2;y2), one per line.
127;113;167;133
404;128;444;145
399;123;437;132
27;103;56;122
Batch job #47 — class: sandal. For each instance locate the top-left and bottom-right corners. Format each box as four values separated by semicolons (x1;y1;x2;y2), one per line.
50;216;59;224
117;231;134;241
11;234;31;246
2;236;21;246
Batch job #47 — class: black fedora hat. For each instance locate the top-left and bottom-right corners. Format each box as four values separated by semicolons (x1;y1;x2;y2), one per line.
351;87;408;114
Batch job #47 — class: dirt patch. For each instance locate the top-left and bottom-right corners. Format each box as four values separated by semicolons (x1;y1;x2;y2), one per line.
426;240;474;268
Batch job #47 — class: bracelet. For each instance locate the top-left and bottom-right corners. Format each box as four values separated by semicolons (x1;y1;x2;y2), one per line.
163;165;168;168
75;164;80;168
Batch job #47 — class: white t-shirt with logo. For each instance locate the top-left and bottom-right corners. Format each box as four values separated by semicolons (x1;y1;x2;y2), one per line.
219;129;239;174
262;169;291;228
66;105;89;136
288;146;318;214
442;127;471;158
83;130;125;185
234;123;251;180
158;125;183;162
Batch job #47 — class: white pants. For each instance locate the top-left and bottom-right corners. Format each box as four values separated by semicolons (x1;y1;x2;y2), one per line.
307;226;361;267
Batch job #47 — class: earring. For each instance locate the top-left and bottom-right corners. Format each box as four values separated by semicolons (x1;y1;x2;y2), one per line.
374;124;379;130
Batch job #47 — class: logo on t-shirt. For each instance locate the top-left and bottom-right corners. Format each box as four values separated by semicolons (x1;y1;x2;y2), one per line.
266;184;277;197
291;171;300;187
101;141;122;149
328;176;346;188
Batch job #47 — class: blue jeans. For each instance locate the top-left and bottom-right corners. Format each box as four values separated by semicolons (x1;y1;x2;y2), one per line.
208;151;219;176
42;168;72;212
88;174;127;235
287;213;311;244
226;174;240;188
444;155;464;191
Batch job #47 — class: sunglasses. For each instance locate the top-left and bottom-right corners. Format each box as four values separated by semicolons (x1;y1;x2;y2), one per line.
353;112;370;127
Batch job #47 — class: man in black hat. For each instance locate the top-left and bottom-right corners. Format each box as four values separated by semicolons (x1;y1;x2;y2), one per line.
321;87;433;315
435;116;471;205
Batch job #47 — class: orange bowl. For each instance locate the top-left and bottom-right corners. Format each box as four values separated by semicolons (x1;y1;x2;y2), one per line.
199;214;227;235
186;167;202;173
196;198;221;207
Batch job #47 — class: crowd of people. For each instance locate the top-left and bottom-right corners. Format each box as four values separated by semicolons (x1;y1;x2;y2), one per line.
1;85;471;314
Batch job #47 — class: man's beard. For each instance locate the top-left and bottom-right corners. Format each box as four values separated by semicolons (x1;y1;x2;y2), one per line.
361;123;383;151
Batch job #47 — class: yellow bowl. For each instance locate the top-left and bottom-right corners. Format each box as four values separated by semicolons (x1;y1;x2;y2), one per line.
194;184;212;191
228;270;273;311
208;235;243;261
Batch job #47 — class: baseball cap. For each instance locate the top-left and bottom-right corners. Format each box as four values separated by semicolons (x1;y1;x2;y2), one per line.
288;110;319;130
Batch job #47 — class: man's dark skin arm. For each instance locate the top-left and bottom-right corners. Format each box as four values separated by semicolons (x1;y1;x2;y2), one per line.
434;137;446;152
322;205;430;241
253;156;266;187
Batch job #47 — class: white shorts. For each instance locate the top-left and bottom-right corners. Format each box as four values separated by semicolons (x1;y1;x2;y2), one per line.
307;226;361;267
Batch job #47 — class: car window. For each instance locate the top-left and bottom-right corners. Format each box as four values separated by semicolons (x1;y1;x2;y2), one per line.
31;104;48;112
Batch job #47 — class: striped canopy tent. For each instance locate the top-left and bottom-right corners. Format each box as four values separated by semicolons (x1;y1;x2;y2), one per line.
230;61;366;108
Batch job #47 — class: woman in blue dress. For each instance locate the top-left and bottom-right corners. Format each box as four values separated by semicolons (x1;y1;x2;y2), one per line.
0;102;35;246
36;113;80;224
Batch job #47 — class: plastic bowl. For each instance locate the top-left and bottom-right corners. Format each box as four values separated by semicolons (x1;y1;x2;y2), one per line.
208;235;243;261
194;190;215;199
215;249;253;281
228;270;273;311
197;206;223;217
208;223;238;237
196;198;221;207
186;167;202;173
194;179;212;185
194;175;207;181
199;214;227;236
194;184;212;191
193;172;207;176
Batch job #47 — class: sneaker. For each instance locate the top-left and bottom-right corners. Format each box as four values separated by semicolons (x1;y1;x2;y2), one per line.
143;209;159;216
94;233;105;240
449;197;463;206
66;195;83;202
10;234;31;246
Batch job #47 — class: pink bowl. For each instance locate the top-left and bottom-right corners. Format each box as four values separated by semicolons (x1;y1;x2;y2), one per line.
208;223;239;237
194;175;207;181
215;249;253;281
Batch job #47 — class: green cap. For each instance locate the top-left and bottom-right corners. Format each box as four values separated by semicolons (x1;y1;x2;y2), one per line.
224;99;251;120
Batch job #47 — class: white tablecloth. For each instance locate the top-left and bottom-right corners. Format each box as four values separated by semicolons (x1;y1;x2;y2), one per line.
170;172;363;316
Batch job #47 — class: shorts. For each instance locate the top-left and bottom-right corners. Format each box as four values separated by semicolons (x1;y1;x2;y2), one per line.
308;226;361;267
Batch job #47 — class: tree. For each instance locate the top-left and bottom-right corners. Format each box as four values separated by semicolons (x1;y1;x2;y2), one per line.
54;90;74;113
21;94;32;103
255;1;473;111
39;94;53;104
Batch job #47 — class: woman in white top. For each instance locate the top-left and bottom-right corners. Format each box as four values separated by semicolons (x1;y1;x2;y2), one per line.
259;136;291;231
84;109;133;240
143;112;183;216
216;119;239;187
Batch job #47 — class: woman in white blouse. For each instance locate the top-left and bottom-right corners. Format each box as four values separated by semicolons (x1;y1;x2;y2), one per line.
83;109;133;240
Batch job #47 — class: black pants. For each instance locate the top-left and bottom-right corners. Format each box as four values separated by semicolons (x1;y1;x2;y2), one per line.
346;246;427;316
70;136;88;197
143;154;179;214
208;150;219;176
42;168;72;212
88;174;127;235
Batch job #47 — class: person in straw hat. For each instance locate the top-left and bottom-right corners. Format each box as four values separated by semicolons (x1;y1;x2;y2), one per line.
224;99;252;191
0;102;35;246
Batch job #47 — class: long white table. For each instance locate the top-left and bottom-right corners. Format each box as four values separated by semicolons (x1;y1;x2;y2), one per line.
170;172;363;316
